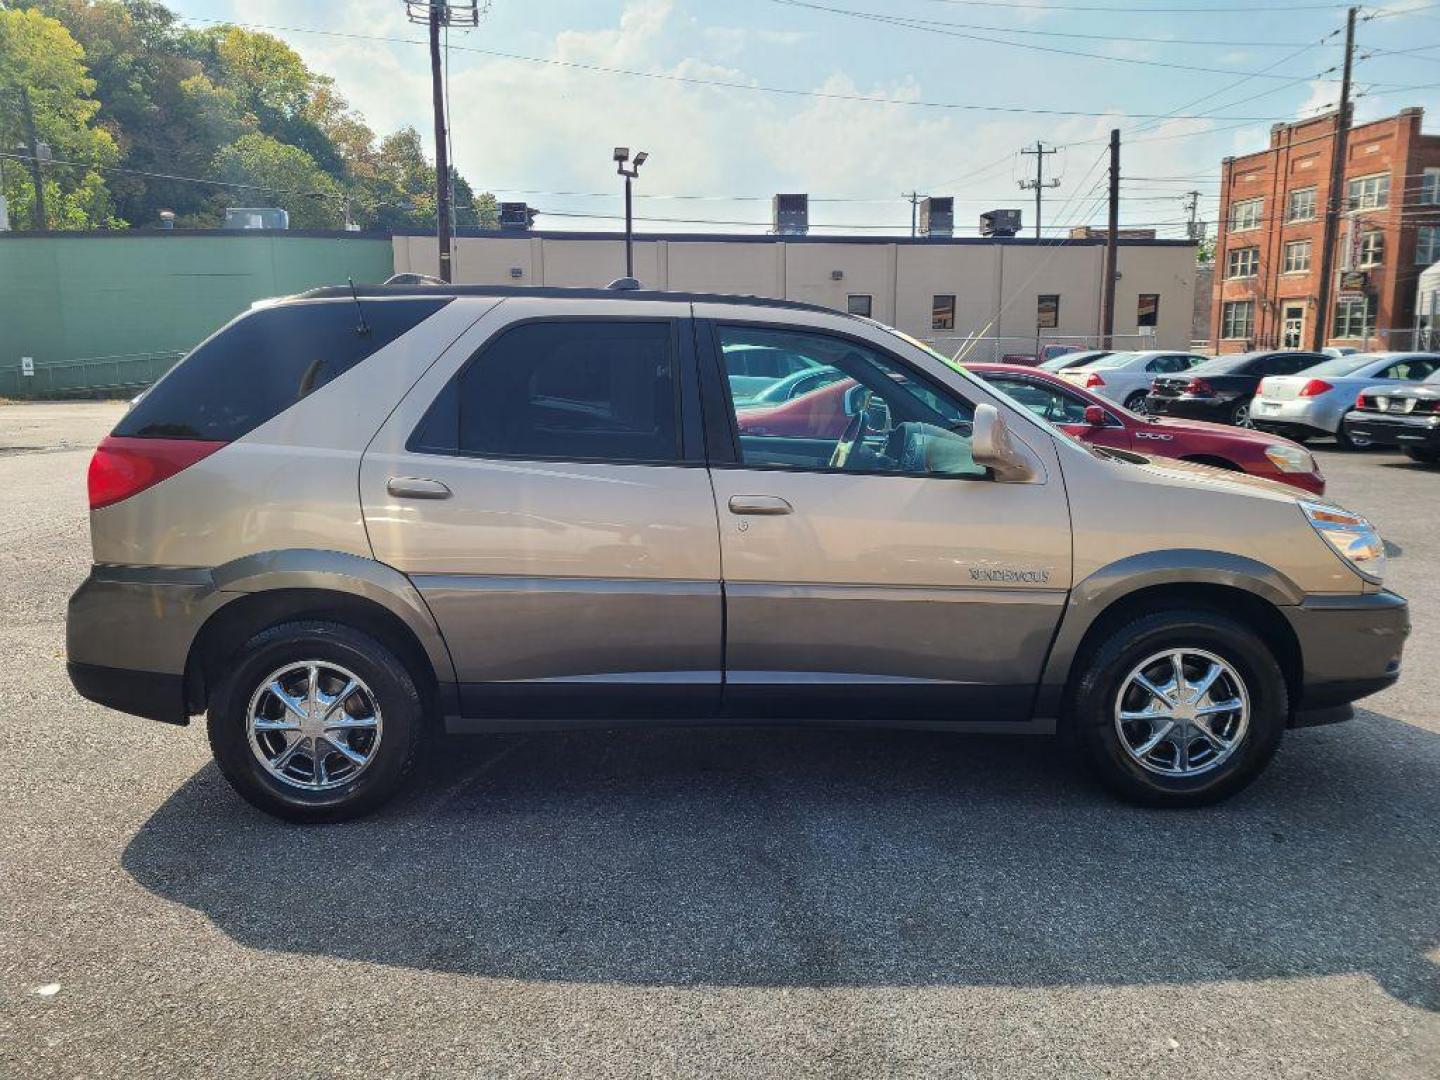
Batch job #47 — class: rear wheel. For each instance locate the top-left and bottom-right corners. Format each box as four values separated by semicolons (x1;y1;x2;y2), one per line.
1123;390;1149;414
1404;446;1440;464
1230;401;1254;428
1070;609;1286;807
207;620;426;822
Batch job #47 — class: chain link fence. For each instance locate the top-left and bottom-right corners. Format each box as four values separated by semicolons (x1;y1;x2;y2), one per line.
0;351;183;400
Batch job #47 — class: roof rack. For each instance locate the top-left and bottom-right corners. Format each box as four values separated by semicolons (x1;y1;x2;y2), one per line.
294;282;843;316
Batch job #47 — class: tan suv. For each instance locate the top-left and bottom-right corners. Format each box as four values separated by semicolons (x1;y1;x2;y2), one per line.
67;285;1409;821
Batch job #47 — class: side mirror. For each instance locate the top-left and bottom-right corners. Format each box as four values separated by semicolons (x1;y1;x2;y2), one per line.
842;382;868;417
972;403;1041;482
1083;404;1108;427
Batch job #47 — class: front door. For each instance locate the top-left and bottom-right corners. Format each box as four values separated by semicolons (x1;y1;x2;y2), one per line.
361;303;723;721
1281;304;1305;349
702;319;1073;724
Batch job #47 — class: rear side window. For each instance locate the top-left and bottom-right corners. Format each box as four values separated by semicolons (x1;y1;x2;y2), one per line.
415;320;680;463
114;298;450;441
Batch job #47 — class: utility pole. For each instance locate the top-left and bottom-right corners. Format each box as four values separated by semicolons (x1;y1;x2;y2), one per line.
903;191;921;238
1103;128;1120;349
19;87;46;231
1019;141;1060;240
1313;5;1357;351
1183;190;1204;241
404;2;481;282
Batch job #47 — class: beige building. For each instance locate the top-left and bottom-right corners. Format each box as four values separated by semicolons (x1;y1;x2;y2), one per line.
392;230;1199;357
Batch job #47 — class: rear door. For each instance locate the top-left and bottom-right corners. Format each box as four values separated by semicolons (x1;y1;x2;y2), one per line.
696;312;1072;725
360;298;723;721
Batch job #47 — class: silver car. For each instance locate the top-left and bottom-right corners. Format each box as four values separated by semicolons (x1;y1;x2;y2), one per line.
66;285;1408;821
1252;352;1440;448
1060;349;1212;413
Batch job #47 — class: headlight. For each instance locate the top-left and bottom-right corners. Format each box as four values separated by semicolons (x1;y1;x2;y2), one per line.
1264;443;1315;473
1300;501;1386;582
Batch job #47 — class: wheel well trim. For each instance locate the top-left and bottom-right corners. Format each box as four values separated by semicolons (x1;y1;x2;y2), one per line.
1034;550;1305;720
189;550;456;704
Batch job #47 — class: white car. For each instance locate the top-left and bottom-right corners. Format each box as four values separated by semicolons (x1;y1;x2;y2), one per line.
1060;350;1212;413
1252;351;1440;448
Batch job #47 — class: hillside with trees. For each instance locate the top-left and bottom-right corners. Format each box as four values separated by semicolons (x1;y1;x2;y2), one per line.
1;0;497;230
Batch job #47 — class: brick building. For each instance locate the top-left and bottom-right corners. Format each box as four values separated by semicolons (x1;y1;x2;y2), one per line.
1212;107;1440;353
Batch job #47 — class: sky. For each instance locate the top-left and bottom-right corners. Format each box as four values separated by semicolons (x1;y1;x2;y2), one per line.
170;0;1440;237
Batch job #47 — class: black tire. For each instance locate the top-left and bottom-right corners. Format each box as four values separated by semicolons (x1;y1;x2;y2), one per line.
207;620;426;823
1230;400;1253;428
1334;425;1370;450
1124;390;1149;414
1069;609;1287;807
1403;446;1440;465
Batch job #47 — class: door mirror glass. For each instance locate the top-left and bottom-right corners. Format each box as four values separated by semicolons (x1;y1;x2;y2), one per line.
972;403;1040;482
1083;404;1108;426
842;381;868;417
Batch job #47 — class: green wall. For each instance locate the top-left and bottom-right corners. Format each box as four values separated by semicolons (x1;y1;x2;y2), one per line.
0;232;394;397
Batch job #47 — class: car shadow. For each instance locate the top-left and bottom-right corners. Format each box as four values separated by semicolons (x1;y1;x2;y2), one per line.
122;715;1440;1007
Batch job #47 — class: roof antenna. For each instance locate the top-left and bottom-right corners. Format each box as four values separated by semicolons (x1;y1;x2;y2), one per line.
348;276;371;337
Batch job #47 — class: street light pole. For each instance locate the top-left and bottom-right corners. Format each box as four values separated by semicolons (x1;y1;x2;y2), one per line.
614;147;648;280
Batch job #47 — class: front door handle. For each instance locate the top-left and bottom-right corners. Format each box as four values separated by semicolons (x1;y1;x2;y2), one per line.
388;476;452;500
728;495;793;516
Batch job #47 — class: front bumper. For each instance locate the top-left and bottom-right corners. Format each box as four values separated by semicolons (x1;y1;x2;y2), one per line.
1341;410;1440;450
1283;590;1409;725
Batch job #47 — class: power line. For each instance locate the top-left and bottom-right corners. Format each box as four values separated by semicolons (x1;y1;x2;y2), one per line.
168;14;1309;121
915;0;1394;11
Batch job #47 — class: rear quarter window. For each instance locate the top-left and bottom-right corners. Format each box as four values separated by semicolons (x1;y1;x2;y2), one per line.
114;297;451;441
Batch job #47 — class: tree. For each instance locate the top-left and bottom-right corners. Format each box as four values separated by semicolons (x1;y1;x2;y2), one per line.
0;7;121;228
211;132;342;229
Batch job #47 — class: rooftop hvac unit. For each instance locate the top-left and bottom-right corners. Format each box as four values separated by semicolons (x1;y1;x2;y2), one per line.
773;194;809;235
920;197;954;237
980;208;1022;238
499;202;537;230
223;207;289;230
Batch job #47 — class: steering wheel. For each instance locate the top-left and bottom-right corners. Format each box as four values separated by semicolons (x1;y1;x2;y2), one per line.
828;389;872;469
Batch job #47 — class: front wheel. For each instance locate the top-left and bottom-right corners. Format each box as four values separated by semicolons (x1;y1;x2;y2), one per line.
1069;609;1287;807
207;620;427;822
1404;446;1440;464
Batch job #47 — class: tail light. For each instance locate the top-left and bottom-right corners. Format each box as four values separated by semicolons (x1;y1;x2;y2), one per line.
1356;392;1374;409
1184;377;1214;396
1084;372;1105;388
1298;379;1333;398
87;436;226;510
1257;378;1270;396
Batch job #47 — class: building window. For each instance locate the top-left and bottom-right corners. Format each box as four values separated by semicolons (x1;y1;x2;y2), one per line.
1283;239;1312;274
1228;198;1263;232
931;294;955;331
1286;187;1317;222
1037;294;1059;329
1347;173;1390;210
1227;246;1260;278
1333;295;1377;339
1417;225;1440;266
1421;168;1440;206
1221;300;1255;340
846;294;872;317
1137;293;1159;328
1357;229;1384;268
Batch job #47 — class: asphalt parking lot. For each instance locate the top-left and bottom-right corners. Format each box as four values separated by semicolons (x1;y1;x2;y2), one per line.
0;400;1437;1079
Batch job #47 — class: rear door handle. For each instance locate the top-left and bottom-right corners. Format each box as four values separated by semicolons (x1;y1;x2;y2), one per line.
728;495;793;516
388;477;452;500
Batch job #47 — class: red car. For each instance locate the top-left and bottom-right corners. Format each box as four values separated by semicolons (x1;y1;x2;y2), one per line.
967;363;1325;494
735;364;1324;494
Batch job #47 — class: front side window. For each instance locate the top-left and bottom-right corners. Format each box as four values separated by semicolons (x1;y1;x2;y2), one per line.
1283;239;1312;273
1222;300;1255;340
1347;173;1390;210
932;294;956;331
1332;296;1377;339
1287;187;1316;221
1137;293;1159;328
1229;198;1263;232
1227;247;1260;279
1357;230;1385;268
720;325;984;478
1417;225;1440;266
423;320;680;463
847;294;873;317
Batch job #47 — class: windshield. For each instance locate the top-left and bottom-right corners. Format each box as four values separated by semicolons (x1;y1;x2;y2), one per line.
1300;355;1382;377
1086;351;1139;370
1040;350;1104;371
1188;354;1254;375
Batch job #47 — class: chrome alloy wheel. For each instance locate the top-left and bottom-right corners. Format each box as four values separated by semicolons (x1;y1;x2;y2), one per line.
246;662;383;791
1113;649;1250;777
